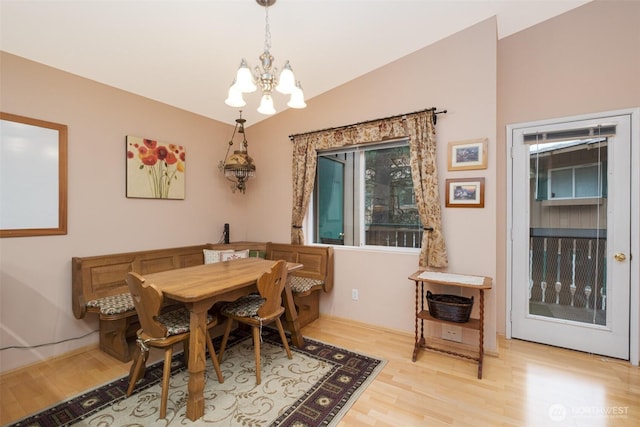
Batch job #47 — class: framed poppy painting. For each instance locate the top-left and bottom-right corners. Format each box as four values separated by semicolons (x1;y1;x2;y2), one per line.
126;136;185;199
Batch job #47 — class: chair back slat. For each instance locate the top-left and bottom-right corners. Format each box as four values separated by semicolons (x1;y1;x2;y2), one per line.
256;260;288;318
126;272;168;338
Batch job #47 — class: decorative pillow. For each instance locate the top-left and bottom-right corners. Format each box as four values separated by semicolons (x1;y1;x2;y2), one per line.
220;249;250;262
203;249;234;264
249;250;266;259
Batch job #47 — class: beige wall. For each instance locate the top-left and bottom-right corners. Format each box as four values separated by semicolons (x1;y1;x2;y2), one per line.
248;17;499;350
0;16;499;372
1;0;638;374
496;0;640;334
0;53;245;372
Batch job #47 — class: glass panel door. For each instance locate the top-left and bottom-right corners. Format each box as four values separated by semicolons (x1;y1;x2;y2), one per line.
528;138;607;325
510;113;631;360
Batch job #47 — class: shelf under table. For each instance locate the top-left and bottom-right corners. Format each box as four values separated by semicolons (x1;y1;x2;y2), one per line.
417;310;481;330
409;269;492;379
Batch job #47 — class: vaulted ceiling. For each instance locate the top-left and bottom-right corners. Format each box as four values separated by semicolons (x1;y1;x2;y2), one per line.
1;0;590;125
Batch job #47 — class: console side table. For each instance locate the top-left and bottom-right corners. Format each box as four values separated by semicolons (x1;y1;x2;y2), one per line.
409;269;492;379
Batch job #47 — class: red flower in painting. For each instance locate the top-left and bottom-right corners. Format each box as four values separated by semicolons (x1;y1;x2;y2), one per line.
156;146;169;161
165;152;177;165
141;154;158;166
143;139;157;149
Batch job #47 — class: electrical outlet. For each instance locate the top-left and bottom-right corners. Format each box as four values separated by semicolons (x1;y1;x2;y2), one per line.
351;289;359;300
441;324;463;343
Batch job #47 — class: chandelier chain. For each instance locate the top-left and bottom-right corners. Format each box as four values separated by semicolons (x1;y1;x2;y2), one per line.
264;4;271;52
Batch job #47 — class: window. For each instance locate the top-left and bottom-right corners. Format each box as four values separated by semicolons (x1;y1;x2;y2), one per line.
313;138;422;248
530;139;608;202
549;163;602;199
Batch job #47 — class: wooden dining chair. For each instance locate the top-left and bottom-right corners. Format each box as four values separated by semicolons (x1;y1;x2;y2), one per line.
125;272;224;419
217;260;292;385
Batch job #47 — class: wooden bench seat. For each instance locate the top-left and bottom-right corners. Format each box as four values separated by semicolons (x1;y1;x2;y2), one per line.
73;244;209;361
72;241;332;361
265;243;334;328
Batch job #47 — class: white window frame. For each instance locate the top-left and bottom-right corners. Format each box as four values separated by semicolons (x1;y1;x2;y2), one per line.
309;138;421;252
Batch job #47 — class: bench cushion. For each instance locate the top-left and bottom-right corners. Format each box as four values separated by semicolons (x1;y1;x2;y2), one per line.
288;276;324;294
86;293;135;316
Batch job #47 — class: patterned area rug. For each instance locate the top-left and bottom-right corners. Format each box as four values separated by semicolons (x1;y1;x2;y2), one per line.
8;329;385;427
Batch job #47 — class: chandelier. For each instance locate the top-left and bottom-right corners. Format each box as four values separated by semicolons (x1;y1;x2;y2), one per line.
224;0;306;115
219;111;256;194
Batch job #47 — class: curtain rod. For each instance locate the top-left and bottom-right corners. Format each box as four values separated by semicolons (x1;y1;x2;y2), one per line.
288;107;447;141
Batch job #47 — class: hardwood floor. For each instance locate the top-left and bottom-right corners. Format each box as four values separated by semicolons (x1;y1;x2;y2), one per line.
2;316;639;426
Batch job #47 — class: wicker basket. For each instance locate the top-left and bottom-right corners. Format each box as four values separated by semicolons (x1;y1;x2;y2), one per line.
426;290;474;323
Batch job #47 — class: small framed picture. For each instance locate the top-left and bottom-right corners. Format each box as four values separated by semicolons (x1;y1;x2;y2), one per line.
447;138;488;171
445;178;485;208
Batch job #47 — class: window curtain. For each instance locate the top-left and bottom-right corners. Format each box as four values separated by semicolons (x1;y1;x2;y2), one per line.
290;133;319;244
290;109;447;267
406;112;448;267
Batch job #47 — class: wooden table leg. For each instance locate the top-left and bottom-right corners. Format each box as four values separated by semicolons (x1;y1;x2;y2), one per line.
185;301;210;421
281;283;305;348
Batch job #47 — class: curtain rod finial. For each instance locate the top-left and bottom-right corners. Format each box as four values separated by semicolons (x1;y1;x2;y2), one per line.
433;109;447;125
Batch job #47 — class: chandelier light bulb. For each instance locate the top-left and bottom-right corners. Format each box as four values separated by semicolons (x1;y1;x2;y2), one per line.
224;82;246;107
233;59;257;93
287;81;306;109
257;94;276;115
275;61;296;94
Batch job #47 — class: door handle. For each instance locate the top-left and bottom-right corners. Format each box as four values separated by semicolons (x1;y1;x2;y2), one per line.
614;252;626;262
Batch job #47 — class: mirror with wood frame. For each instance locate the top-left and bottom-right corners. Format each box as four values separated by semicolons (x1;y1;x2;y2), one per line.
0;112;68;237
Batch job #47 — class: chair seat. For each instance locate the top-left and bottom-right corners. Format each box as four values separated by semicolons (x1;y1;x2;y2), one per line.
157;307;213;336
87;293;135;315
221;294;265;318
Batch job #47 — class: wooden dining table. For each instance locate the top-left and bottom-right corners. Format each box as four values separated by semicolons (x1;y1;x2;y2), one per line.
143;257;304;421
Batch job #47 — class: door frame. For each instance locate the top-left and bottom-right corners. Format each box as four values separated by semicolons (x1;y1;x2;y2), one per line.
506;108;640;366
